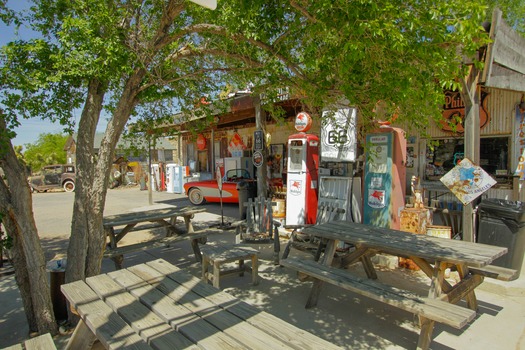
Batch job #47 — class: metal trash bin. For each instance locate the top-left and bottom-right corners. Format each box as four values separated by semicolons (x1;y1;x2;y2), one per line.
477;199;525;275
237;181;256;219
46;258;68;321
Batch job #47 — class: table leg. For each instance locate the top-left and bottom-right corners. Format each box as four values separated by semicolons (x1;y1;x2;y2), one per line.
191;238;203;262
252;254;259;285
306;239;337;309
213;260;221;289
428;261;447;299
65;319;97;350
456;263;478;310
239;259;245;277
202;255;210;283
106;227;123;270
417;316;435;350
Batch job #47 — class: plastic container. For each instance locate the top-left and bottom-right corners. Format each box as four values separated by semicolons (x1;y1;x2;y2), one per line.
477;199;525;275
237;181;256;219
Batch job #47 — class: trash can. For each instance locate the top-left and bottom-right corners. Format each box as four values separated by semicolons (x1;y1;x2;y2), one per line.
477;198;525;275
46;258;68;321
237;181;256;219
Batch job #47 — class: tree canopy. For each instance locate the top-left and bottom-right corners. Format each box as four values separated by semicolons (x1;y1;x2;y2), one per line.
23;133;68;172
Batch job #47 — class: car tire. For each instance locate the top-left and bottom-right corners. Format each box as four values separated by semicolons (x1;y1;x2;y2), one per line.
188;188;205;205
63;180;75;192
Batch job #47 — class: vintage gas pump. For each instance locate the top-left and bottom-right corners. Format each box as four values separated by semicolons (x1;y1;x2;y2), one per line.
286;112;319;226
363;127;406;229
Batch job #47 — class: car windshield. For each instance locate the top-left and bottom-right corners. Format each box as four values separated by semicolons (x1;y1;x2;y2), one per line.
225;169;250;181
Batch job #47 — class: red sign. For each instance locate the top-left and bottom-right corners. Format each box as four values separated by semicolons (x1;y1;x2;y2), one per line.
196;134;207;150
440;90;490;133
295;112;312;132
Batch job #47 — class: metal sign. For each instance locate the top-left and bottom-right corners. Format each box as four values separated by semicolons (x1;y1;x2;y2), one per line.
253;151;264;167
321;108;357;162
254;130;264;151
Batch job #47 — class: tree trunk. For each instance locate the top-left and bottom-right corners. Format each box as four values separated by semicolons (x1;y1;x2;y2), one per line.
66;70;145;285
0;118;58;335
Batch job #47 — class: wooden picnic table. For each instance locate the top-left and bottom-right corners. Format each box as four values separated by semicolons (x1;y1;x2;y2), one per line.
302;220;508;310
103;206;207;269
61;258;342;350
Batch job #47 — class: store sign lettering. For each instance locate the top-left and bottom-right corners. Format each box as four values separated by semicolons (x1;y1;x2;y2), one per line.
440;90;490;133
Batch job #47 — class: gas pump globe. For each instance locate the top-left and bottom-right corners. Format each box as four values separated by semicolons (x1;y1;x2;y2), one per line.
286;112;319;226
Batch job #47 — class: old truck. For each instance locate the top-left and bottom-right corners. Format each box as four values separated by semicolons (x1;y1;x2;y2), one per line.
29;164;76;193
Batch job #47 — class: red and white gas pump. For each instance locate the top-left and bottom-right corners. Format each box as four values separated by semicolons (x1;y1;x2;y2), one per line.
286;112;319;226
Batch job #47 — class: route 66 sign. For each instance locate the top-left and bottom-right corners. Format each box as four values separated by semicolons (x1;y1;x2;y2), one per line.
321;108;357;162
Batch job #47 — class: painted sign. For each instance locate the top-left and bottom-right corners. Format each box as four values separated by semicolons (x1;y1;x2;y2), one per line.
440;89;490;133
321;108;357;162
441;158;496;205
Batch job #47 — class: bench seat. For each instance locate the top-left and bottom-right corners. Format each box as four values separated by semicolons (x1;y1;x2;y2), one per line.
281;256;476;349
469;264;518;281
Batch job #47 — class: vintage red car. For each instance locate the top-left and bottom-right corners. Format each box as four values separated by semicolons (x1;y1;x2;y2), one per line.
183;169;256;205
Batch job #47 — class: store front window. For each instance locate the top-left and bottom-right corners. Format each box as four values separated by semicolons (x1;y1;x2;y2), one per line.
425;137;510;184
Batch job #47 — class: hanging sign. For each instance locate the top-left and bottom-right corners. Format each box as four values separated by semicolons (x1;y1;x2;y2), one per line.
254;130;264;151
228;132;246;157
196;134;207;150
295;112;312;132
321;108;357;162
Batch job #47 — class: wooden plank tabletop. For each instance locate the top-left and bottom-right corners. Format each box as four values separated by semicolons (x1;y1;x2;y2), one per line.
62;259;341;350
302;221;507;267
103;207;206;227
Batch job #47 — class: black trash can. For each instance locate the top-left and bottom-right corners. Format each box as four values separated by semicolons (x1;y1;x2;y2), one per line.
477;198;525;275
237;181;257;219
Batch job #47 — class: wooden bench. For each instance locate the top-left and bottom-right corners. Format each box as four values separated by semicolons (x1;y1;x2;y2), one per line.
281;256;476;350
1;333;57;350
201;244;259;288
103;228;221;269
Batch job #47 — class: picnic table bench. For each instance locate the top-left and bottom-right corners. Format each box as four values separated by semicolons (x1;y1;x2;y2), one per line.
281;220;512;350
61;258;342;350
103;207;214;269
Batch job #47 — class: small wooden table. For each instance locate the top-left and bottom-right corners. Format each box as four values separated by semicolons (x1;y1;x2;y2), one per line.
103;207;207;269
61;258;342;350
201;245;259;288
302;221;508;310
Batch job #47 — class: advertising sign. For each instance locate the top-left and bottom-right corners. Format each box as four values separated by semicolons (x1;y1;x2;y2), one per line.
321;108;357;162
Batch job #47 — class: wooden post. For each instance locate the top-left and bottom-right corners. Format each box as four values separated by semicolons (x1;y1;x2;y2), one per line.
460;65;480;242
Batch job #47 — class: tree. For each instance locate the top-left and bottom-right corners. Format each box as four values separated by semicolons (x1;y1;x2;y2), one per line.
0;0;522;334
23;133;68;172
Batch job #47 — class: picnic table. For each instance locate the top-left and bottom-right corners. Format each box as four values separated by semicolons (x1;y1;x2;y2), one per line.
281;220;510;349
103;206;208;269
305;221;507;308
61;258;342;350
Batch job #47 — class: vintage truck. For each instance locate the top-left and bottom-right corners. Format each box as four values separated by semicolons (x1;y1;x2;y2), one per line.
29;164;76;193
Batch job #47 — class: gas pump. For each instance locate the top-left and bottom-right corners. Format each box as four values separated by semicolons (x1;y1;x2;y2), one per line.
363;127;406;229
286;128;320;226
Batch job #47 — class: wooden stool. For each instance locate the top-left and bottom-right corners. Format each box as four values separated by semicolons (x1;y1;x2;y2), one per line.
201;245;259;289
